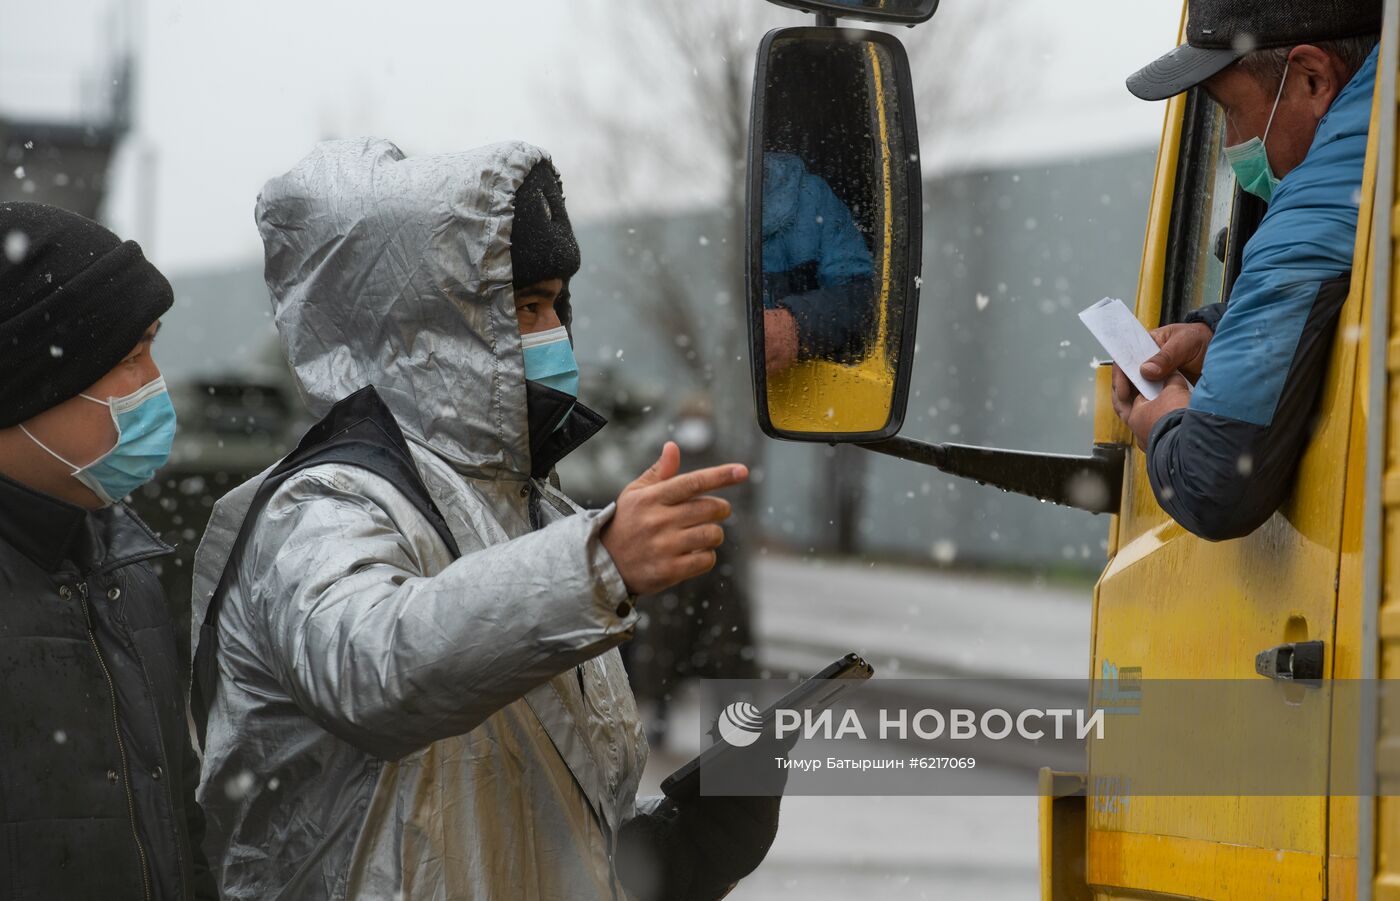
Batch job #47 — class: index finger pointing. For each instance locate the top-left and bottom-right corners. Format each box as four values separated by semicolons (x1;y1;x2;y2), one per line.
652;463;749;504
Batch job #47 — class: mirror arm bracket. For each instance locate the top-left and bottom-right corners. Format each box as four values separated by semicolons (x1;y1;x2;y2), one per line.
815;12;838;25
856;437;1127;514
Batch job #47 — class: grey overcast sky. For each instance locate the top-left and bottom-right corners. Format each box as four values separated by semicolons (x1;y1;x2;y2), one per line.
3;0;1184;273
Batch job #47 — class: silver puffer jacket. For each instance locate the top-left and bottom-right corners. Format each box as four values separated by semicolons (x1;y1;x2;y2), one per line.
191;139;652;900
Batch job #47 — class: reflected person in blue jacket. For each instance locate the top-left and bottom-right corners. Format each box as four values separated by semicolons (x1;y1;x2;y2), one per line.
762;152;876;371
1114;1;1380;541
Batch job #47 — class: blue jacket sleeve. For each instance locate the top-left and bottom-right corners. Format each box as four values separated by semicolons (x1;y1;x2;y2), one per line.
1147;275;1349;540
773;170;877;361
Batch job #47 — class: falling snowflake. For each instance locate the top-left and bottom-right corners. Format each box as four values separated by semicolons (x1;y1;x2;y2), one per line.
1231;33;1258;54
4;229;28;263
224;769;257;801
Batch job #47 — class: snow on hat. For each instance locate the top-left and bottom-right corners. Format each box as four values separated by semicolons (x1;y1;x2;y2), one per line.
0;202;172;429
510;161;581;290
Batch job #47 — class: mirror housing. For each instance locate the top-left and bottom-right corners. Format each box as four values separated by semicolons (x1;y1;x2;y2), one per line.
762;0;938;25
747;26;923;443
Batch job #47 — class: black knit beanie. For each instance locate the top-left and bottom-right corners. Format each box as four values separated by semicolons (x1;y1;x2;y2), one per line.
510;161;581;290
0;202;173;429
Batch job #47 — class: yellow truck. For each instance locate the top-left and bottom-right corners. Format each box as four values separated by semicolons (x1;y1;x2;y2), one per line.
748;0;1400;896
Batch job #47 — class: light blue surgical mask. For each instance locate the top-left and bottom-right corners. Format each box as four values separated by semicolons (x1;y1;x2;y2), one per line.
522;326;579;432
1223;63;1289;203
522;326;580;398
21;376;177;506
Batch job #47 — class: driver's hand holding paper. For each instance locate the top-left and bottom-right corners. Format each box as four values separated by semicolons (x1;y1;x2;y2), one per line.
1080;297;1194;449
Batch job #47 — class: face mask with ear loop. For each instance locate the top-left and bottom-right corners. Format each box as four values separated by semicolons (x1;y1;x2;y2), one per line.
522;326;580;432
1223;61;1290;203
19;376;178;506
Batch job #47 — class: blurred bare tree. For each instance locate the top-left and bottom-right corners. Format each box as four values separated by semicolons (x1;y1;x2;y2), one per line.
561;0;1034;552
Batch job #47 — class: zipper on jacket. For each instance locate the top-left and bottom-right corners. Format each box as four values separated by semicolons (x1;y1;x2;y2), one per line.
78;580;153;901
113;565;190;899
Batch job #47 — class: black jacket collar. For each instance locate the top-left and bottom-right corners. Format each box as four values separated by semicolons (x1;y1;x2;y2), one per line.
525;381;607;480
0;471;171;574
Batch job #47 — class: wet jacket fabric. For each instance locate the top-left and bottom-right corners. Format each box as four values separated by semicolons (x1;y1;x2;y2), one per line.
0;472;213;900
762;151;875;361
1147;44;1377;540
192;138;675;900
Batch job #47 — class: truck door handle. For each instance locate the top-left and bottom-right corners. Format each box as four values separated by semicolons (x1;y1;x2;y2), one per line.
1255;640;1325;683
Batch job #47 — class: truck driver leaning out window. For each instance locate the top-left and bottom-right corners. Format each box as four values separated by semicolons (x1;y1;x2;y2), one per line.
1111;0;1380;541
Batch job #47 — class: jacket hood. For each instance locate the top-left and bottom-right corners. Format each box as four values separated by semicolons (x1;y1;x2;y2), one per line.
256;138;552;480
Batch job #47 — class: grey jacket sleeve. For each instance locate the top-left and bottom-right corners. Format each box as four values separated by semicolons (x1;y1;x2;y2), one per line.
241;465;636;760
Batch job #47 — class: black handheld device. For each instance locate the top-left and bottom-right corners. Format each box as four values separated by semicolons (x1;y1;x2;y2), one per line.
659;652;875;801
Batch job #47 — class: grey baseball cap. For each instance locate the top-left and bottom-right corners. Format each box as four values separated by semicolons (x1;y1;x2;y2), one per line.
1127;0;1383;101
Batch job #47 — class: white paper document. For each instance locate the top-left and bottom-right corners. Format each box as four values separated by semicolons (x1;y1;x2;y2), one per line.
1077;297;1185;401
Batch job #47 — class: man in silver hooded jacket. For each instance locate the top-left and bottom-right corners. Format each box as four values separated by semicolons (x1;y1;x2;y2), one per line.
190;138;779;900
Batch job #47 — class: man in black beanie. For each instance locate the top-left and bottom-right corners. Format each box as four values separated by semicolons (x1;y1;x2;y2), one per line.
0;202;214;899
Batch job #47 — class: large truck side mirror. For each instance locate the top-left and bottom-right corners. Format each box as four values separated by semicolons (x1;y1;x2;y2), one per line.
763;0;938;25
744;22;1124;515
747;26;923;443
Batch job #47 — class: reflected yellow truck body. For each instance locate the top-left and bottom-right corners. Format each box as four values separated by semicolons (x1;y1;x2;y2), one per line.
1040;2;1399;899
768;358;894;432
769;41;897;433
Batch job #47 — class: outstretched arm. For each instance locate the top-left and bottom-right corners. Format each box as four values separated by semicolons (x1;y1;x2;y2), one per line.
246;466;636;760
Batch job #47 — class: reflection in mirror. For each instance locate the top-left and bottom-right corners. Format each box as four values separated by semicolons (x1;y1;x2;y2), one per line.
756;31;917;437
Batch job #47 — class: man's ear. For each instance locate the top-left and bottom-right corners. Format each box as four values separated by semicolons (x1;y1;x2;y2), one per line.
1287;44;1348;120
